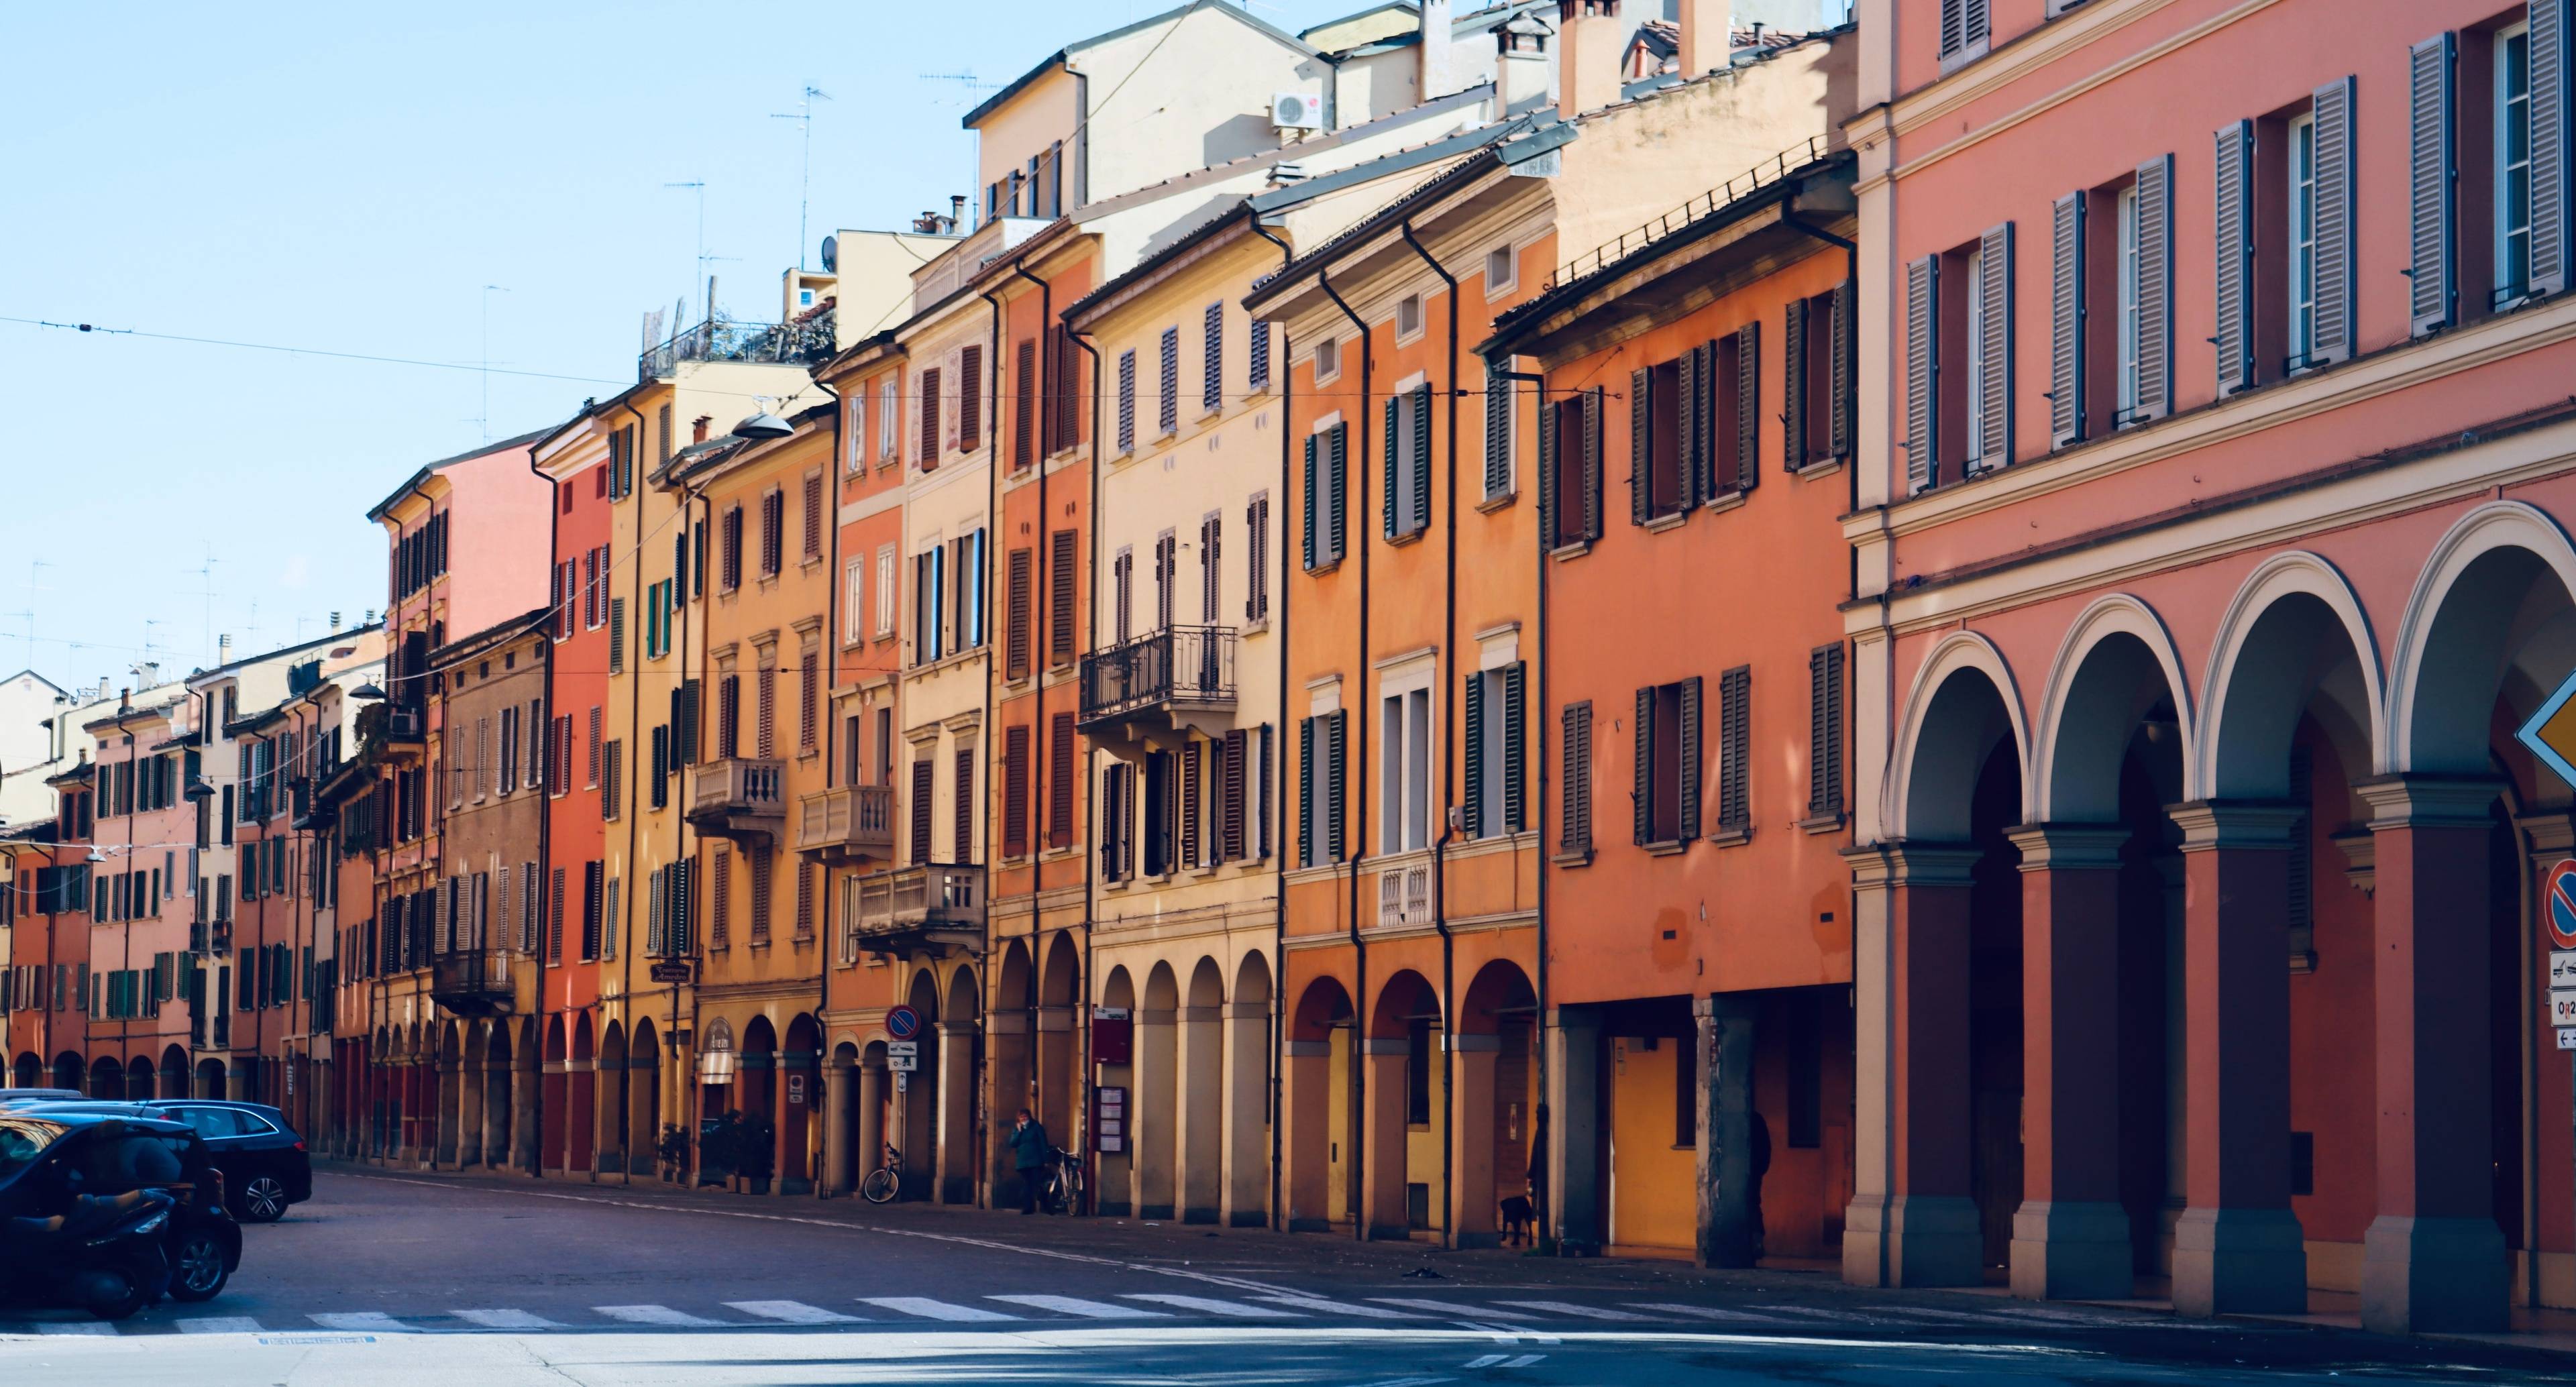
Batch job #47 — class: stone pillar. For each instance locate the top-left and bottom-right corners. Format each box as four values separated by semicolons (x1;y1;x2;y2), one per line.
1842;844;1984;1288
595;1059;626;1182
822;1060;855;1197
2167;802;2307;1317
1132;1007;1177;1220
985;1012;1031;1207
482;1058;510;1170
513;1058;542;1175
934;1020;976;1205
1546;1005;1605;1256
1695;993;1761;1269
2004;824;2135;1300
2358;776;2508;1333
1037;1005;1077;1134
1221;1001;1271;1228
1448;1034;1500;1248
435;1060;462;1167
457;1053;486;1168
1360;1036;1411;1240
1175;1004;1225;1224
1281;1039;1333;1231
856;1061;888;1192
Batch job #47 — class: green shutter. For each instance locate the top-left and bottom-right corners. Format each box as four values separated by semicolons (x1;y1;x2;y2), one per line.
1299;717;1316;867
1629;368;1653;525
1676;675;1703;840
1411;384;1432;534
1502;661;1526;834
1303;434;1320;570
1633;685;1656;845
1383;396;1401;539
1462;672;1486;839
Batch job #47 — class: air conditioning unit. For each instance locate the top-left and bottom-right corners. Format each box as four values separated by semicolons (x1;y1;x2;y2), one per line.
1271;91;1324;131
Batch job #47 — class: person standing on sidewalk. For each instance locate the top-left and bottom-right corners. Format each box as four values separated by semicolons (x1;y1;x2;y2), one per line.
1008;1108;1051;1214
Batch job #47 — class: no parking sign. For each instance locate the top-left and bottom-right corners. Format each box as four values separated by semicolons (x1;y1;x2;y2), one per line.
2548;861;2576;952
885;1004;924;1042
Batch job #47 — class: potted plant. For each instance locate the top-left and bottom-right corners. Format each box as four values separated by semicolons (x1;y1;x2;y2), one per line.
656;1123;691;1183
697;1110;745;1188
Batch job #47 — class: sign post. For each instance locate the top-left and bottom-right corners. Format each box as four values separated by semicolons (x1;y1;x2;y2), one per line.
2518;677;2576;1243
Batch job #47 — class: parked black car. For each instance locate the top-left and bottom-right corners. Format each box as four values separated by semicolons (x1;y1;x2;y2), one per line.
0;1111;241;1314
17;1101;309;1223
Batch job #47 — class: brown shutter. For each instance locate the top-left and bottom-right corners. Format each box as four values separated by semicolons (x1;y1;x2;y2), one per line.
2214;121;2255;393
959;343;983;451
1829;279;1856;458
1561;701;1592;854
1048;711;1075;850
1676;675;1703;841
1974;223;2011;472
1904;254;1938;492
2049;191;2087;447
920;366;942;466
1676;343;1703;503
1014;338;1037;470
1733;321;1761;492
2311;76;2358;362
2133;154;2174;421
1006;547;1033;681
1049;529;1077;665
803;471;824;557
953;748;973;865
1628;368;1653;526
1780;299;1806;471
1580;387;1603;541
909;757;933;866
1003;724;1030;858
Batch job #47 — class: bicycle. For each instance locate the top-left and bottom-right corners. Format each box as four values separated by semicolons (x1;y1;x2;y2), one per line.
1042;1146;1083;1215
860;1142;902;1205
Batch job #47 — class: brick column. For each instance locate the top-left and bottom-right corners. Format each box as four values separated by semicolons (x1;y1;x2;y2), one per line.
2357;775;2508;1333
2167;802;2306;1317
2004;824;2133;1300
1842;843;1983;1288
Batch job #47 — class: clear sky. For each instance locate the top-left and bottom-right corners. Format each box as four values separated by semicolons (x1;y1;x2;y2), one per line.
0;0;1378;696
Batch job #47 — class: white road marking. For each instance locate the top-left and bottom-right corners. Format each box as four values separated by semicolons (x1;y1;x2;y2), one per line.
593;1305;730;1327
1627;1302;1794;1323
1463;1354;1509;1368
859;1296;1019;1322
176;1317;263;1333
1121;1293;1303;1318
1368;1298;1540;1321
1502;1355;1546;1368
1492;1300;1664;1321
1253;1295;1430;1319
989;1294;1168;1319
307;1312;413;1332
724;1300;863;1325
1353;1378;1454;1387
453;1309;564;1329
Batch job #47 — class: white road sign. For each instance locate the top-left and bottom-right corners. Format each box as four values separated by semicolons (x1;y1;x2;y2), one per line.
2551;990;2576;1028
888;1054;919;1072
2554;952;2576;989
886;1041;920;1056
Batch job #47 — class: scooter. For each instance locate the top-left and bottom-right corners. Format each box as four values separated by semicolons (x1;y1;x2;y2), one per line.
2;1188;178;1320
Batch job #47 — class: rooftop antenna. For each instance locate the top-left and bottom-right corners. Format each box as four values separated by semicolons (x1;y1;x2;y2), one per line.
24;560;50;684
666;180;708;324
479;284;511;442
188;549;221;672
918;70;998;108
771;86;833;272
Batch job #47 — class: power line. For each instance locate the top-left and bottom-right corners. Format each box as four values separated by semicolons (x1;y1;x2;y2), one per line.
1;315;627;388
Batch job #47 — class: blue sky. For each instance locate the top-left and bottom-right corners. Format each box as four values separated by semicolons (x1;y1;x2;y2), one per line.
0;0;1373;694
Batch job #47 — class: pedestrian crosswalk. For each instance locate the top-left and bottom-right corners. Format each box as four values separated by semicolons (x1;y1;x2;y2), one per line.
0;1290;2158;1339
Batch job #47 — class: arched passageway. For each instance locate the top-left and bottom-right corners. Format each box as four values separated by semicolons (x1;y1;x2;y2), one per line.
1363;969;1442;1241
1281;975;1352;1232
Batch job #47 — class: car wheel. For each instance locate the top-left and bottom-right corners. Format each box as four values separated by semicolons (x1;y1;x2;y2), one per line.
168;1229;231;1302
237;1175;290;1223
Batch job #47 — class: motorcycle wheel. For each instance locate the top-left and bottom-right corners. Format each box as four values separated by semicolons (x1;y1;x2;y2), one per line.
168;1229;231;1302
83;1260;154;1321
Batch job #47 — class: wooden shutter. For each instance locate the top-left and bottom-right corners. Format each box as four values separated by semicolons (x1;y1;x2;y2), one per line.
1904;254;1939;492
1298;717;1316;867
959;343;983;451
1180;740;1202;866
608;596;627;673
1830;279;1856;458
2410;33;2459;335
1410;384;1432;533
1245;494;1269;622
803;471;823;557
1199;513;1219;622
1734;321;1762;491
1117;349;1136;452
1006;547;1032;681
1222;728;1248;860
2312;75;2358;362
1504;662;1527;832
1632;685;1656;845
1536;390;1558;549
1155;533;1176;630
1384;396;1403;538
1780;300;1807;471
1301;434;1320;569
1676;344;1704;502
1049;711;1075;849
1003;724;1029;858
1483;357;1511;498
1719;665;1752;833
1628;368;1654;525
1462;671;1487;838
1248;319;1271;391
1159;326;1179;434
1015;338;1037;470
1562;701;1592;854
1676;675;1703;840
1326;423;1348;561
1940;0;1987;61
1808;643;1844;820
919;366;941;465
2214;121;2255;392
909;757;933;866
1049;529;1077;665
1973;225;2010;471
548;867;566;961
2049;192;2087;447
2133;153;2174;421
1203;301;1224;414
2536;4;2573;298
1325;710;1346;863
1580;387;1603;541
953;748;973;863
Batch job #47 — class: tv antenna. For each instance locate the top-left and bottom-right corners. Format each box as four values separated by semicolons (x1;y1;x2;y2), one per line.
771;86;833;272
918;70;998;107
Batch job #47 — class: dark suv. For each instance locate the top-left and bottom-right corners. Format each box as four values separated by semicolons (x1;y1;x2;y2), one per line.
19;1101;310;1223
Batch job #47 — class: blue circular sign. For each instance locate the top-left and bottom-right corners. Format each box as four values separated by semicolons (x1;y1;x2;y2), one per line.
885;1004;923;1042
2549;861;2576;951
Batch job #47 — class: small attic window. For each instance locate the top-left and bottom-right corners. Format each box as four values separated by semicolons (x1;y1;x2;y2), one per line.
1397;293;1425;340
1315;335;1342;381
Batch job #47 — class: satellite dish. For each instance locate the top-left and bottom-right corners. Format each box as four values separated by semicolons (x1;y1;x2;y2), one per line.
820;235;839;274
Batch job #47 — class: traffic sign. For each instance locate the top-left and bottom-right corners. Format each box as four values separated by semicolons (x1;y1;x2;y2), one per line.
885;1005;924;1042
2555;952;2576;989
885;1041;918;1057
2552;990;2576;1029
2520;669;2576;791
2550;863;2576;951
2560;1028;2576;1052
888;1054;919;1072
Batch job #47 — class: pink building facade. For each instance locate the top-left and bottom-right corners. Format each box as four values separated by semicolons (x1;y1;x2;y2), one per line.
1847;0;2576;1333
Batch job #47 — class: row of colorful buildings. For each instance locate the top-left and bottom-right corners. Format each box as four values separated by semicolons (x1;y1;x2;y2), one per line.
8;0;2576;1337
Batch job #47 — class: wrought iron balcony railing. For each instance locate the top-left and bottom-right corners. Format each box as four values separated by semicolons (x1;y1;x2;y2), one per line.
429;947;519;1015
1077;625;1237;728
638;312;837;381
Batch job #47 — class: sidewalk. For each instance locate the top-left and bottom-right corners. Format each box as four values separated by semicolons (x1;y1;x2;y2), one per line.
315;1158;2576;1373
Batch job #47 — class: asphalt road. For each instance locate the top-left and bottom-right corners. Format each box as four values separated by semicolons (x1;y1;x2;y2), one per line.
3;1167;2571;1385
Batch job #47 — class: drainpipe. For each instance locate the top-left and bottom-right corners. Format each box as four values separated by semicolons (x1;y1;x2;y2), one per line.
1395;219;1462;1244
977;285;1010;1207
1010;259;1053;1162
1063;315;1104;1215
814;375;842;1197
1248;218;1293;1229
1316;264;1373;1239
1491;364;1550;1247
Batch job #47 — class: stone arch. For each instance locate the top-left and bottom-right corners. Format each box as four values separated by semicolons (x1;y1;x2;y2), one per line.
13;1053;40;1089
2196;551;2384;799
996;938;1034;1010
52;1052;82;1091
1041;932;1081;1007
2385;500;2576;774
1888;630;2030;841
1234;951;1274;1009
1282;974;1352;1231
2033;594;2197;822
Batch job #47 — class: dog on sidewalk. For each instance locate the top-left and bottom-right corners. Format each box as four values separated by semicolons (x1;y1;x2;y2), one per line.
1497;1195;1534;1247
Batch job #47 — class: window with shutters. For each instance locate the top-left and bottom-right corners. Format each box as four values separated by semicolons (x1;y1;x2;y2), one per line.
582;861;603;960
1015;337;1038;470
1301;423;1348;569
1298;710;1346;868
953;747;975;863
878;377;900;462
1248;319;1272;393
800;639;820;751
1220;727;1250;861
958;343;983;451
1715;665;1752;840
1244;492;1271;623
1481;356;1516;500
843;561;865;647
601;739;622;821
1558;701;1593;861
919;366;943;466
1159;325;1181;435
1937;0;1989;69
2502;21;2537;304
1632;357;1683;521
1142;748;1175;877
1380;686;1431;854
2116;186;2143;421
1462;663;1527;840
794;860;813;942
1003;724;1030;859
1806;643;1845;826
721;505;744;591
876;544;898;638
1153;531;1177;632
802;470;824;559
1199;512;1222;622
1049;325;1079;453
651;725;671;810
1049;529;1077;665
1784;290;1845;470
1385;386;1432;540
1005;547;1033;680
748;845;772;944
1116;349;1138;454
1202;301;1224;415
1049;710;1077;850
709;847;731;949
1541;391;1601;549
1632;678;1701;848
755;659;777;759
2288;111;2320;366
761;488;786;577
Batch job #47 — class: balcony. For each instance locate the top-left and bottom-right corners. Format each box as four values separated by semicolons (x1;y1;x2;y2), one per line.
430;948;519;1017
843;863;985;958
1077;625;1238;759
796;783;894;866
1377;863;1432;929
638;313;835;382
687;757;787;844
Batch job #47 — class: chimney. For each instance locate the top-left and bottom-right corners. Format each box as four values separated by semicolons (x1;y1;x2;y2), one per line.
1497;11;1551;115
951;195;968;229
217;634;231;663
694;415;713;443
1558;0;1624;117
1677;0;1728;76
1419;0;1454;102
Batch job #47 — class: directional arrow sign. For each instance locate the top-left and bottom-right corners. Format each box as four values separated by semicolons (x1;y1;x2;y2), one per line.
2518;666;2576;791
